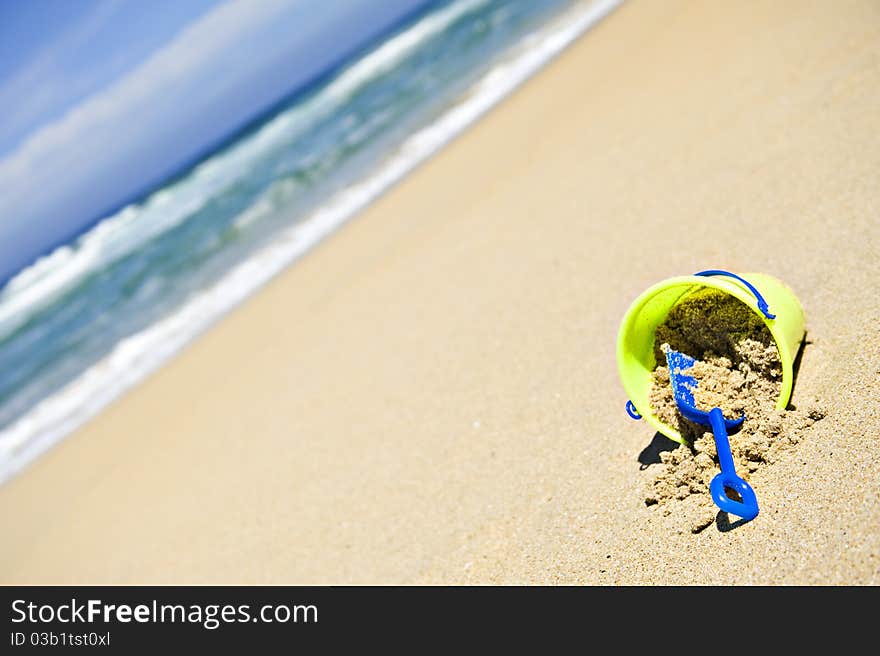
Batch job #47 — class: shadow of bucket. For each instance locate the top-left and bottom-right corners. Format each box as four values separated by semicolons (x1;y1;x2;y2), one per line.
616;270;805;444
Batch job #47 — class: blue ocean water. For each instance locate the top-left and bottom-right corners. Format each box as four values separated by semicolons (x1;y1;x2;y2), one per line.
0;0;619;482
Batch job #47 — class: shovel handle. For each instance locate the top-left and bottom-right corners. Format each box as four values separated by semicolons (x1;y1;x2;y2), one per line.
708;408;760;521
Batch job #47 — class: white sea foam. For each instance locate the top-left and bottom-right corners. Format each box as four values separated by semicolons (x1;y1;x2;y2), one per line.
0;0;621;483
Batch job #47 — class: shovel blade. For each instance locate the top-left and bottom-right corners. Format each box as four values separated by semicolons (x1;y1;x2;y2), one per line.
663;347;743;430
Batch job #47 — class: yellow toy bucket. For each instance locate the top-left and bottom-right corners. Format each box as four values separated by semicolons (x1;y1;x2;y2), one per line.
616;270;805;444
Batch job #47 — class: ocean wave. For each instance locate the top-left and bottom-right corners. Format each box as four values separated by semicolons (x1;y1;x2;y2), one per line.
323;0;491;105
0;0;491;346
0;187;211;343
0;0;621;483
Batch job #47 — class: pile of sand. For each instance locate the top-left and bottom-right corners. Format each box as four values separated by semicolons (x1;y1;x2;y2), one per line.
645;288;824;530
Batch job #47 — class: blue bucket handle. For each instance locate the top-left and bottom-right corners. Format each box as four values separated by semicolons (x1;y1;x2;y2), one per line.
694;269;776;320
625;400;641;420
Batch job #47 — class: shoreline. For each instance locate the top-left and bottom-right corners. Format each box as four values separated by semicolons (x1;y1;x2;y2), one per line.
1;0;878;584
0;0;621;487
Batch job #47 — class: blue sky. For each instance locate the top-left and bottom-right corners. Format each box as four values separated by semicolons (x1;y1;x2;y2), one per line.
0;0;433;282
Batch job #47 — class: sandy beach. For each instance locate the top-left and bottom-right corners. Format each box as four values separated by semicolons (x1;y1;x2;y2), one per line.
1;0;878;584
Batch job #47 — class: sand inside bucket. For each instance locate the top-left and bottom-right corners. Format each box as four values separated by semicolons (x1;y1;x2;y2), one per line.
644;288;824;531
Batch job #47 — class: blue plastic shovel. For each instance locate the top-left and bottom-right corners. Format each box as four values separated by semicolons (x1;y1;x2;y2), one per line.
665;348;759;521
